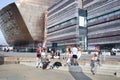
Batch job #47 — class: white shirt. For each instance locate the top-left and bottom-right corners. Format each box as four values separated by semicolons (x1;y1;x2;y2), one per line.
71;47;78;55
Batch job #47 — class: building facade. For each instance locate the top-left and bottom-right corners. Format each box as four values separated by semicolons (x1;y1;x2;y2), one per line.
46;0;87;51
0;0;59;51
16;0;60;44
83;0;120;50
0;3;32;46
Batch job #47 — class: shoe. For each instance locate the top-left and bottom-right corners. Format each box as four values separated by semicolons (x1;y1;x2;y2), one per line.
92;73;95;75
36;66;38;68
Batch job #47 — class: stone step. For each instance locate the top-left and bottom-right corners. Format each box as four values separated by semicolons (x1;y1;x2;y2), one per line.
2;56;120;77
80;63;120;76
20;61;120;77
69;65;82;72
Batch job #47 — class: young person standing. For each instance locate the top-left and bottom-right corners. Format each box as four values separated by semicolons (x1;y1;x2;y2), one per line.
36;47;41;68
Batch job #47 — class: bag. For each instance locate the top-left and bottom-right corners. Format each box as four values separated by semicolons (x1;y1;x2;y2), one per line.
53;62;62;68
42;62;49;69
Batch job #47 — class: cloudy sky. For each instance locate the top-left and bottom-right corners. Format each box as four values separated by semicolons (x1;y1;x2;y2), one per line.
0;0;16;45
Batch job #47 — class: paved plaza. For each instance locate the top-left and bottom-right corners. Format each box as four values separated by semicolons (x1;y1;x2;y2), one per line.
0;64;120;80
0;51;120;80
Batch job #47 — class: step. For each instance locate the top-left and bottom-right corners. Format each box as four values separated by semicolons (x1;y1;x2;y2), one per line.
80;63;120;76
69;65;82;72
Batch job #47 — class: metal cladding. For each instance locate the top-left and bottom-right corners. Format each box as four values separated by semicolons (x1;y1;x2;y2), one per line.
83;0;120;48
0;0;59;46
0;3;32;46
46;0;87;50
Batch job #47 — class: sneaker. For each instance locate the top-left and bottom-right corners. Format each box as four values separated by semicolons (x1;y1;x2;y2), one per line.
36;66;38;68
92;72;95;75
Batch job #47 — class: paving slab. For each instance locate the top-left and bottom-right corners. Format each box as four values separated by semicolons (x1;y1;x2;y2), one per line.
0;64;120;80
0;64;74;80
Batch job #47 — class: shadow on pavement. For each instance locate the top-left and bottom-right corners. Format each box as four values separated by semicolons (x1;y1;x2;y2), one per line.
69;66;92;80
0;56;4;65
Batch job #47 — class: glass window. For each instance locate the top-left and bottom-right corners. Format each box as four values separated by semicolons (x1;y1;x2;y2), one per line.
108;12;115;17
97;16;103;20
115;10;120;15
103;14;108;18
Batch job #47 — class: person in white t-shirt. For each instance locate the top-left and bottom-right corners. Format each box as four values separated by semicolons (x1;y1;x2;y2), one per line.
70;45;78;65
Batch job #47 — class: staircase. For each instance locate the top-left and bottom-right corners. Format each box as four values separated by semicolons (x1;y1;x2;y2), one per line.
1;56;120;77
80;63;120;77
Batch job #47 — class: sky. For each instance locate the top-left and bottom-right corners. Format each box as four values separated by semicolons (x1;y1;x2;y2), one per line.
0;0;16;45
